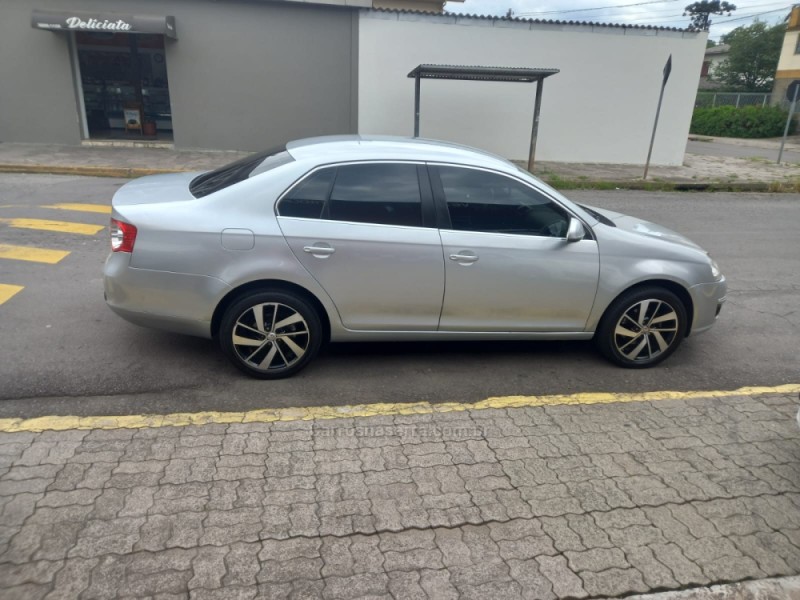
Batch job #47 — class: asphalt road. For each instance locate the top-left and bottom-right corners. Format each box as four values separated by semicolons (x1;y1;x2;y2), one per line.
0;174;797;418
686;139;800;163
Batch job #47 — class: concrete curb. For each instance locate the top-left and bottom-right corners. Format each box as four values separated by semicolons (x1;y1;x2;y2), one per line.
1;163;798;192
627;575;800;599
0;164;187;178
542;179;800;192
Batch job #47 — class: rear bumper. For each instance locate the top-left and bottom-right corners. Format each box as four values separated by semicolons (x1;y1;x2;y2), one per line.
104;252;231;339
689;277;727;335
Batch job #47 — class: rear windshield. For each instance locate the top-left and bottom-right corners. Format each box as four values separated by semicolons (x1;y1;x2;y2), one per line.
189;145;292;198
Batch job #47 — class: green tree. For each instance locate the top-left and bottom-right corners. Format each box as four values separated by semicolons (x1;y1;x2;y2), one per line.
713;21;785;92
684;1;736;31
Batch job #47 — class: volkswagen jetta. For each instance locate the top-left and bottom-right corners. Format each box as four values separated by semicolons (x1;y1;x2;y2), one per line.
104;136;726;378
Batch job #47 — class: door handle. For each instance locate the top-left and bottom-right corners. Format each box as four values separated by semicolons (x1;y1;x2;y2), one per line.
303;245;335;256
449;253;479;263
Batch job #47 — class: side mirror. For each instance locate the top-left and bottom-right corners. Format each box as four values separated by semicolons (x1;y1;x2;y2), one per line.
566;218;586;243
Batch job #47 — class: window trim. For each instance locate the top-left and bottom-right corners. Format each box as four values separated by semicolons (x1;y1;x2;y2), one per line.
275;160;437;229
426;163;594;241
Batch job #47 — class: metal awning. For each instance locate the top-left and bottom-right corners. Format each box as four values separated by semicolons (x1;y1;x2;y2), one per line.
31;9;177;39
407;64;559;171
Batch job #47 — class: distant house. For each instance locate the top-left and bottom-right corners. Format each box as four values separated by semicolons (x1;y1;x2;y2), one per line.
773;5;800;104
698;43;730;89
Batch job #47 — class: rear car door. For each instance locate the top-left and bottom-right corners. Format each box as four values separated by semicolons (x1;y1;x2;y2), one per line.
277;162;445;331
431;164;600;332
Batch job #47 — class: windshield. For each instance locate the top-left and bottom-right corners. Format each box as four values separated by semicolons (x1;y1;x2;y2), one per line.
577;203;616;227
189;145;293;198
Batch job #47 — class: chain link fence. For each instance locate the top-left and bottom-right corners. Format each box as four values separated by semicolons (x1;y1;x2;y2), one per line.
695;92;771;108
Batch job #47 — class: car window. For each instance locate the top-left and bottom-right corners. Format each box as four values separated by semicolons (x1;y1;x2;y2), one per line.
189;145;290;198
279;168;336;219
328;163;423;227
438;166;569;237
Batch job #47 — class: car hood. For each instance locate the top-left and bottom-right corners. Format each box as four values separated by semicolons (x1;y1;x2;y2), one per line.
586;205;705;252
112;172;202;206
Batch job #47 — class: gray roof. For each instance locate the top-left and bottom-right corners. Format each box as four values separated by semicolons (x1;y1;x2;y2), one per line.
371;7;691;32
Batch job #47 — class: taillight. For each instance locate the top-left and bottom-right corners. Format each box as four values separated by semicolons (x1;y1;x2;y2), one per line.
110;218;137;253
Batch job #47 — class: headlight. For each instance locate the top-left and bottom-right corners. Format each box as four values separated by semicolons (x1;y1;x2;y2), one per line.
710;259;722;280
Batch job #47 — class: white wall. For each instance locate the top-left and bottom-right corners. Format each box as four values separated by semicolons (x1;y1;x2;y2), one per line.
358;12;707;165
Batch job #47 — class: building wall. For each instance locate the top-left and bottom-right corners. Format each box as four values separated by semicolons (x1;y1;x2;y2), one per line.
0;1;81;144
358;11;706;165
774;7;800;104
1;0;358;151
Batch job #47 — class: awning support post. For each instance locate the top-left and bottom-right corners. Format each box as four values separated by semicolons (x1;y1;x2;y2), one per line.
414;74;421;138
527;78;544;172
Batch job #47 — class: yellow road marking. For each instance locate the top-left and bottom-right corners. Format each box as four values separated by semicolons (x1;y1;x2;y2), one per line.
0;284;24;306
0;384;797;433
0;244;70;264
42;203;111;215
0;218;104;235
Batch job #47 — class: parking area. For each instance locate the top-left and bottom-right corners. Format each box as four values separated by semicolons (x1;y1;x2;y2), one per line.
0;173;798;598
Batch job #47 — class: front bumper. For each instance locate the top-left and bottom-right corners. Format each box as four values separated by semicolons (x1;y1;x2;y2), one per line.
689;276;727;335
103;252;232;339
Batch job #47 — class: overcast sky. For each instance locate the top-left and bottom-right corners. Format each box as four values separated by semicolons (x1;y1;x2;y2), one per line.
445;0;789;41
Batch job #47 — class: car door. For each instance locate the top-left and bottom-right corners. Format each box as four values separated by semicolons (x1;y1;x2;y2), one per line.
277;162;444;331
431;164;600;332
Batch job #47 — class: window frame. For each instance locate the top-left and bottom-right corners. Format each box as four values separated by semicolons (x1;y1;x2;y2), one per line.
427;163;594;240
276;160;437;229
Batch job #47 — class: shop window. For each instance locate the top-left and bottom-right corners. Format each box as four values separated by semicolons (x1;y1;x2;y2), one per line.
76;32;172;139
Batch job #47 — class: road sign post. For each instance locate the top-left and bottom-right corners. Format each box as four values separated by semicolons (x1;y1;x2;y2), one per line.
644;55;672;180
778;80;800;164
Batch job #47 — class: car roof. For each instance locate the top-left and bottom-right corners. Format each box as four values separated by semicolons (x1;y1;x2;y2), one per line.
285;135;515;171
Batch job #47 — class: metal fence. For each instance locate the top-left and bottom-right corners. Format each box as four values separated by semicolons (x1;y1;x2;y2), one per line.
695;92;771;108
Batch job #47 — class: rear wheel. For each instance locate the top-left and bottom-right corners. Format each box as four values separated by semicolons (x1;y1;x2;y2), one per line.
595;286;687;368
220;290;322;379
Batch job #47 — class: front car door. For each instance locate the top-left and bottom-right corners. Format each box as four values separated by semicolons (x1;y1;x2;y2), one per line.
431;164;600;332
277;162;444;331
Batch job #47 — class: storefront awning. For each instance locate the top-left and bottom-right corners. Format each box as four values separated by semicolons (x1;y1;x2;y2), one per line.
31;9;177;39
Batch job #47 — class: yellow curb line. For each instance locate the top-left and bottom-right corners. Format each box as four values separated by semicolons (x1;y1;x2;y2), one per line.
0;384;798;434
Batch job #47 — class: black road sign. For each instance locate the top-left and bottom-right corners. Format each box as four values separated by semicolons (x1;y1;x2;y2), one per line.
663;55;672;86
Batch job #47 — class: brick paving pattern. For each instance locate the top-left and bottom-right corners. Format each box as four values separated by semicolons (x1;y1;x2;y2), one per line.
0;392;798;599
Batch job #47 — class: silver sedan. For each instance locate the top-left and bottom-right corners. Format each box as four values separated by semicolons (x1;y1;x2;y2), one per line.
104;136;726;378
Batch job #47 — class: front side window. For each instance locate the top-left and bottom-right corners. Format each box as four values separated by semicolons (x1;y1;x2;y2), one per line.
279;163;423;227
437;166;569;237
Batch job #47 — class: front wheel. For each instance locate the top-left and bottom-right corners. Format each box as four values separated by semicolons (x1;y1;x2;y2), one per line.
595;287;688;368
219;290;322;379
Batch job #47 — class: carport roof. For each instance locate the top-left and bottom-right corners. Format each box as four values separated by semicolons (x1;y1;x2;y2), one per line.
407;64;559;83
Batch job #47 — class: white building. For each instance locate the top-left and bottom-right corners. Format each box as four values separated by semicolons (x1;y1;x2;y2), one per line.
359;10;706;166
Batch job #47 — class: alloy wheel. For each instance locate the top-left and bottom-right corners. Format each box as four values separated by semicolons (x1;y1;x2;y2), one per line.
612;299;680;363
231;302;310;372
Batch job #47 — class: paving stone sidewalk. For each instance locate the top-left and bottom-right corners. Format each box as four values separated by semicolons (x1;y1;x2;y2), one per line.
1;392;799;599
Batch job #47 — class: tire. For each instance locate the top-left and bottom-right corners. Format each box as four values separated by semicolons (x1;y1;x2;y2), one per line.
219;290;322;379
595;286;688;368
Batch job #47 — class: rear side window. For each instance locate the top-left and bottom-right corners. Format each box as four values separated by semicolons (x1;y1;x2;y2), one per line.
279;163;424;228
279;168;335;219
329;164;422;227
189;145;291;198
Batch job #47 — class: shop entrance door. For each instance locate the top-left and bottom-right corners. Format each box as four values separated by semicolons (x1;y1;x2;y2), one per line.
76;32;173;140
